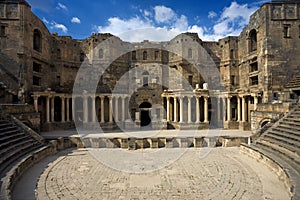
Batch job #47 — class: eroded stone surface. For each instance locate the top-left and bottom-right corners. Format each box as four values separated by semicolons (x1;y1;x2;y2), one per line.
35;148;290;200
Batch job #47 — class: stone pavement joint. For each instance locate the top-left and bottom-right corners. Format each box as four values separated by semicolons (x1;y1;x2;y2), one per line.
28;147;291;200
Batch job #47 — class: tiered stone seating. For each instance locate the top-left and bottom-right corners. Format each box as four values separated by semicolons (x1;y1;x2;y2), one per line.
286;74;300;89
241;104;300;199
0;118;44;177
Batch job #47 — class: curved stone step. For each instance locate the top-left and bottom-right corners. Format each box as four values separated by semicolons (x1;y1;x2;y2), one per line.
0;139;35;158
277;123;300;131
283;117;300;123
267;130;300;143
0;126;19;133
0;129;22;137
0;142;42;176
240;143;300;199
261;135;300;157
0;132;25;143
256;140;300;167
273;127;300;136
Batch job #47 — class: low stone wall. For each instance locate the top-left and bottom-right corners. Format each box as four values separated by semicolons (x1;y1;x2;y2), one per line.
0;104;40;132
0;138;79;200
0;145;56;200
74;135;249;150
240;144;292;199
10;115;44;143
251;102;294;130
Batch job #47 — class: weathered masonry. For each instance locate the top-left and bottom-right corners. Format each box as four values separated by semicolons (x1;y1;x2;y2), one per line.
0;0;300;131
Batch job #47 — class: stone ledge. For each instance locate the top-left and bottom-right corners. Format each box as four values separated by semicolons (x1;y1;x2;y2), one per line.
0;145;56;200
240;143;298;199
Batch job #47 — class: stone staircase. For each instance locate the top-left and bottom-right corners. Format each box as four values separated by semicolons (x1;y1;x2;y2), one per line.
286;74;300;89
0;117;45;178
241;104;300;199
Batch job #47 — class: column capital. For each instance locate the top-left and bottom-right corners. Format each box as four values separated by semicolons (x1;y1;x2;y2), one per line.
33;95;40;99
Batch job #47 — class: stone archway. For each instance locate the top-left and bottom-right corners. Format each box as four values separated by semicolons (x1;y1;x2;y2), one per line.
139;102;152;127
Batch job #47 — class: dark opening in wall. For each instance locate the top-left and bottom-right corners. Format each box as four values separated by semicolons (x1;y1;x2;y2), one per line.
33;62;41;73
132;51;136;60
250;75;258;86
283;24;291;38
143;51;147;60
33;76;41;86
250;62;258;72
249;29;257;52
0;25;6;37
33;29;42;52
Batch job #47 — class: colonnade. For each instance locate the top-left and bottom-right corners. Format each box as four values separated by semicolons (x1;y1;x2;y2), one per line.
222;94;259;123
163;95;209;123
32;91;259;129
162;92;260;125
32;93;130;124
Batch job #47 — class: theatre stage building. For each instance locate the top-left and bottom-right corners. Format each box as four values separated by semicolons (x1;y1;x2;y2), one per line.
0;0;300;132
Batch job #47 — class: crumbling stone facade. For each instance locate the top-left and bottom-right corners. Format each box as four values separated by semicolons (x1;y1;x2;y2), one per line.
0;0;299;131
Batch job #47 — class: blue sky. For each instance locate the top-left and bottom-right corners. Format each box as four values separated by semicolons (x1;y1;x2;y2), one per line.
26;0;269;41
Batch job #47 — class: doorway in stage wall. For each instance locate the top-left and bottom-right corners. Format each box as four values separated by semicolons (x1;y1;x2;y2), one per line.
139;102;152;128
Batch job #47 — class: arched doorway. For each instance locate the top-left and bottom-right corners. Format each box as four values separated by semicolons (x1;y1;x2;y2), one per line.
139;102;152;127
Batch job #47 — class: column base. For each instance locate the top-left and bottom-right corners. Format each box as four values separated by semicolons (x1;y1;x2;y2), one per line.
224;121;239;129
239;121;251;131
42;121;75;132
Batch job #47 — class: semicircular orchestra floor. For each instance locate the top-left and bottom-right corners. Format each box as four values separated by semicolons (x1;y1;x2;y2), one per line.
17;147;289;200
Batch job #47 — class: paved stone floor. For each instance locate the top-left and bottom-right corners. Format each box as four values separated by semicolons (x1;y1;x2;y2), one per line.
13;147;290;200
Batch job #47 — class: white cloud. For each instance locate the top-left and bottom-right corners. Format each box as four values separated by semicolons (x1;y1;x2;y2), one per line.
71;17;81;24
143;10;151;17
41;17;68;33
53;23;68;33
208;11;217;19
96;16;152;35
56;3;68;11
95;2;259;42
172;15;188;32
213;2;257;36
154;5;176;23
42;17;49;24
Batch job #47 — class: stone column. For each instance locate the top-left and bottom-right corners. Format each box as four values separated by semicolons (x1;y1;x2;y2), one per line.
187;96;192;123
46;96;50;123
223;97;226;122
66;98;70;122
61;96;65;122
109;96;113;123
72;97;75;122
254;95;258;110
91;96;96;122
33;96;39;112
173;97;177;122
51;97;55;122
196;97;200;123
166;97;170;122
237;96;241;122
83;95;88;123
227;96;231;122
122;96;126;121
114;96;119;122
100;96;105;123
217;97;221;121
179;97;183;123
242;96;246;122
204;96;209;123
